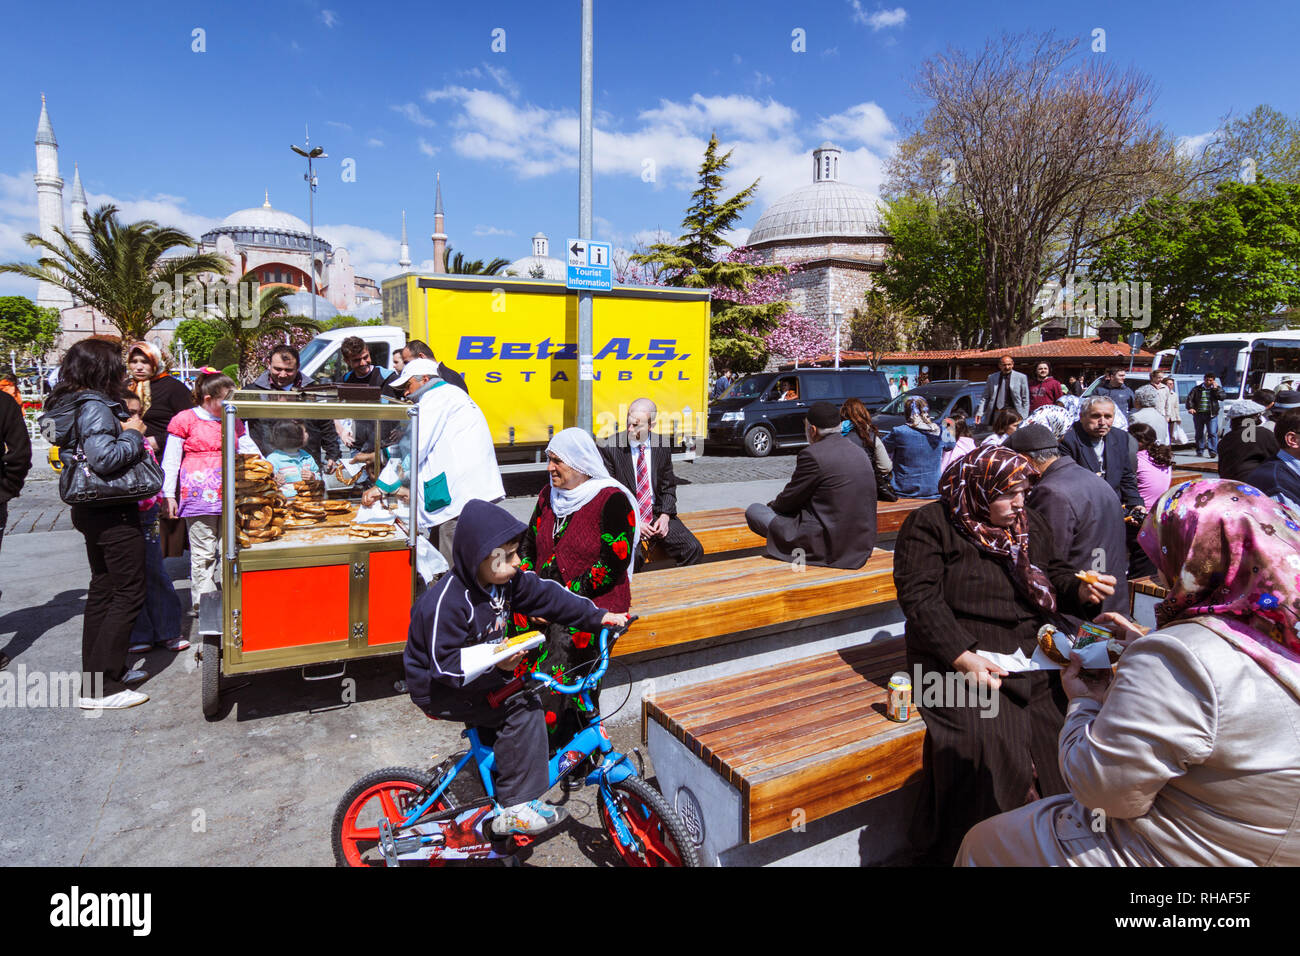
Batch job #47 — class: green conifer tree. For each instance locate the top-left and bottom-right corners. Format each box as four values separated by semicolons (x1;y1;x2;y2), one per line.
632;133;792;372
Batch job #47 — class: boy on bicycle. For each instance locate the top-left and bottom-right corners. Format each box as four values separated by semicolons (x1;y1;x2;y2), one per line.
404;498;627;836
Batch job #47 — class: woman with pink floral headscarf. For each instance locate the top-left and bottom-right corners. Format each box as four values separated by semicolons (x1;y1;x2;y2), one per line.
958;478;1300;866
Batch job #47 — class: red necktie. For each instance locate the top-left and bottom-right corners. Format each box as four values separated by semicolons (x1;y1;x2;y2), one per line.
635;446;654;527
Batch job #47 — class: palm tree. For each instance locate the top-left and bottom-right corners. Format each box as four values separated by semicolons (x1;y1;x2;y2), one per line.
0;204;230;342
202;270;322;382
444;244;510;275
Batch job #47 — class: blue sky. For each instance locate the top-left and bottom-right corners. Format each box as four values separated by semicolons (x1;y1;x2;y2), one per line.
2;0;1296;298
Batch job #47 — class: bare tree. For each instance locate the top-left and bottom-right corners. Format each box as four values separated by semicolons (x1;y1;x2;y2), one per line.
886;31;1229;347
848;290;926;369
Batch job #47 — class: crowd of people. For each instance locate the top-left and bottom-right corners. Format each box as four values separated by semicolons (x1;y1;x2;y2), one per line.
12;336;1300;860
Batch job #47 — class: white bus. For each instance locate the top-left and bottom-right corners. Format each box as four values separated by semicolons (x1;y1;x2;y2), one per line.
1157;329;1300;430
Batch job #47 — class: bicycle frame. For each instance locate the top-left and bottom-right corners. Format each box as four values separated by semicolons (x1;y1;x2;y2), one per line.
384;625;642;860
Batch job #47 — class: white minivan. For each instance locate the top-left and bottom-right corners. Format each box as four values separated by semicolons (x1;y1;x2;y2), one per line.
297;326;407;383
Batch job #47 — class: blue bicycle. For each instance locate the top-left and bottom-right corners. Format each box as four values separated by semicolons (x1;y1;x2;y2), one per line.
331;617;699;867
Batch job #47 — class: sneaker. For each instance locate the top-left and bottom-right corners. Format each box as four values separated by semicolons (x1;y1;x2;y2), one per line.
491;800;568;837
161;637;191;652
128;641;152;654
79;689;149;710
121;668;149;685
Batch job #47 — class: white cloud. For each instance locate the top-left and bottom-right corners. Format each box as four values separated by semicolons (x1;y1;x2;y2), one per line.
1177;129;1219;157
473;225;515;237
321;9;338;28
316;221;401;285
418;138;438;157
639;94;798;140
849;2;907;30
483;63;520;99
815;102;896;149
366;138;384;148
391;102;436;128
326;120;352;133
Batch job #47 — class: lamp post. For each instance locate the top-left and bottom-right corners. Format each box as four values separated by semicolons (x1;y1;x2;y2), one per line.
290;129;327;326
830;308;844;370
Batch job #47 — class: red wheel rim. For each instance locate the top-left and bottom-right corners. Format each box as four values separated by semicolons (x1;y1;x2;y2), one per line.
600;792;685;867
339;779;431;867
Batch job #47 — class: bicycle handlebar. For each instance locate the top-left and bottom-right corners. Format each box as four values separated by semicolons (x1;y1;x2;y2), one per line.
524;615;639;696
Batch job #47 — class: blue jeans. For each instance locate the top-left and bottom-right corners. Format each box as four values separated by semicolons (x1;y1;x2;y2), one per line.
1193;412;1219;455
130;505;183;646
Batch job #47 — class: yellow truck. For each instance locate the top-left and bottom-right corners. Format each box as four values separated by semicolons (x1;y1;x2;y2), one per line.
376;273;711;460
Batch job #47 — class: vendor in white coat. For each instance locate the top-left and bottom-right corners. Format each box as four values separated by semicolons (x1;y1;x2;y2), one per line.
370;359;505;566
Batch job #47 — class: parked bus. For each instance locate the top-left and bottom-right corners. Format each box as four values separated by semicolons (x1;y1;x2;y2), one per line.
1160;329;1300;428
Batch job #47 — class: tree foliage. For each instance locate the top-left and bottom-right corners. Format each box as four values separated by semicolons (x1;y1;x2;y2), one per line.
848;290;927;367
876;196;988;348
1091;178;1300;349
0;204;229;342
174;317;225;365
886;31;1227;347
1219;104;1300;185
443;244;510;275
632;134;791;373
0;296;60;361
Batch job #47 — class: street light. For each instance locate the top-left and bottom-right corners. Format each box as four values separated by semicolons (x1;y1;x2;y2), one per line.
290;129;327;326
830;308;845;370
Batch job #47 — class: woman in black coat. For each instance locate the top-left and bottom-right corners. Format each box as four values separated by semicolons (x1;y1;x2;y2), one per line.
892;444;1115;864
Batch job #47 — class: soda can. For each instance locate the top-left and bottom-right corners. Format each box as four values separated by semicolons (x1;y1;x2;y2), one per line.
886;671;912;723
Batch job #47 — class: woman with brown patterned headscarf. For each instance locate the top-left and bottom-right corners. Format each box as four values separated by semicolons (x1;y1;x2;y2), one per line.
893;444;1116;863
126;341;194;559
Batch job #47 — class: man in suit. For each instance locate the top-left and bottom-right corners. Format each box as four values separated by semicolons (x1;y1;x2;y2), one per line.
744;402;877;569
1248;407;1300;512
1007;424;1128;614
1058;396;1144;510
975;355;1029;424
599;398;703;569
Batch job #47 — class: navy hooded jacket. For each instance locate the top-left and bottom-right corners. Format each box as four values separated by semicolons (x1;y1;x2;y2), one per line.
403;498;608;708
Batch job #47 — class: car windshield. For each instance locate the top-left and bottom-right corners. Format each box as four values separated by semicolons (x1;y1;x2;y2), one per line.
298;337;330;368
878;385;960;416
719;375;773;400
1175;342;1243;390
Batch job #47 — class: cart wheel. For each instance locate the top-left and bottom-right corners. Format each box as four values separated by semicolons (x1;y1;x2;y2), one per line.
201;629;221;718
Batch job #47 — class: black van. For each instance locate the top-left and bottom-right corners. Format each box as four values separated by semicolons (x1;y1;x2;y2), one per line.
707;368;893;457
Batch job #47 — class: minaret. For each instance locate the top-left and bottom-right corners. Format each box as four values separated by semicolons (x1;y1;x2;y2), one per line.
69;163;91;252
398;210;411;269
34;94;72;309
431;173;447;274
532;232;549;257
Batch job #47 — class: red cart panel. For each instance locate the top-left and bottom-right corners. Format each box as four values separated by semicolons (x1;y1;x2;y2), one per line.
368;548;412;646
241;564;351;651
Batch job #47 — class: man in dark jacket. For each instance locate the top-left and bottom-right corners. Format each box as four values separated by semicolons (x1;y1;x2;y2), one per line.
403;339;468;394
1217;399;1278;482
0;387;32;555
1092;367;1136;418
1186;373;1227;457
248;345;341;467
1008;424;1128;613
599;397;702;569
1248;408;1300;512
1058;396;1143;510
403;498;624;836
744;402;877;569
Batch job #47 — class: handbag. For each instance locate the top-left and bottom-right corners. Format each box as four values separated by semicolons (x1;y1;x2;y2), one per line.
58;411;163;507
875;465;899;501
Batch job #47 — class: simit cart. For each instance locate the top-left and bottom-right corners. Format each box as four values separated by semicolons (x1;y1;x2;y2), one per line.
199;391;420;718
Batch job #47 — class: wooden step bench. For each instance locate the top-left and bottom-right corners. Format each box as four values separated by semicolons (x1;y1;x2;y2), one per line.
643;635;925;865
645;498;929;565
623;549;897;660
1129;574;1167;631
1177;461;1218;475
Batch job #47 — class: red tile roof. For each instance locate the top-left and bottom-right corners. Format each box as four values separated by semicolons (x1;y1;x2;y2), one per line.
794;337;1154;365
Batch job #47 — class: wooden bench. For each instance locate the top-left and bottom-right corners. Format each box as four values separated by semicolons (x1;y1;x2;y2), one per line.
1176;461;1217;476
622;550;898;660
646;498;930;565
1129;574;1167;630
642;635;925;865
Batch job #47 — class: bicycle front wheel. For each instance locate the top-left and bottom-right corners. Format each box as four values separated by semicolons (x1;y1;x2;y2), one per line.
332;766;438;867
598;776;700;867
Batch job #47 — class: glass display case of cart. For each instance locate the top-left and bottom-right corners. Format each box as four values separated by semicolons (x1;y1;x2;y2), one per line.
214;391;421;674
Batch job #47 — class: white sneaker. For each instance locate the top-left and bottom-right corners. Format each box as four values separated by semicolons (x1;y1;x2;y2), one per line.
491;800;568;837
79;689;149;710
121;669;148;685
128;642;152;653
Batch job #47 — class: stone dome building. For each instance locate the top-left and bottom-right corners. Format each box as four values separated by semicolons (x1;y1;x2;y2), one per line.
505;233;566;280
748;142;891;333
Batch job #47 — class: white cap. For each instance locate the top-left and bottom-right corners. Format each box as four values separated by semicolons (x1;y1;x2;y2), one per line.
390;358;440;389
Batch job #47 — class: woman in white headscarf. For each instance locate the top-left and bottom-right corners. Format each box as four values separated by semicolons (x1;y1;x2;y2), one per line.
514;428;639;745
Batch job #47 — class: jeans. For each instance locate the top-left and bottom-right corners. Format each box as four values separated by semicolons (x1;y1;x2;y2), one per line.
1193;412;1219;455
71;503;146;693
130;505;183;646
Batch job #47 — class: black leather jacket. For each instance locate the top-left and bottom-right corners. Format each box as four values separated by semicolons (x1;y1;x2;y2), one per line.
40;390;145;477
